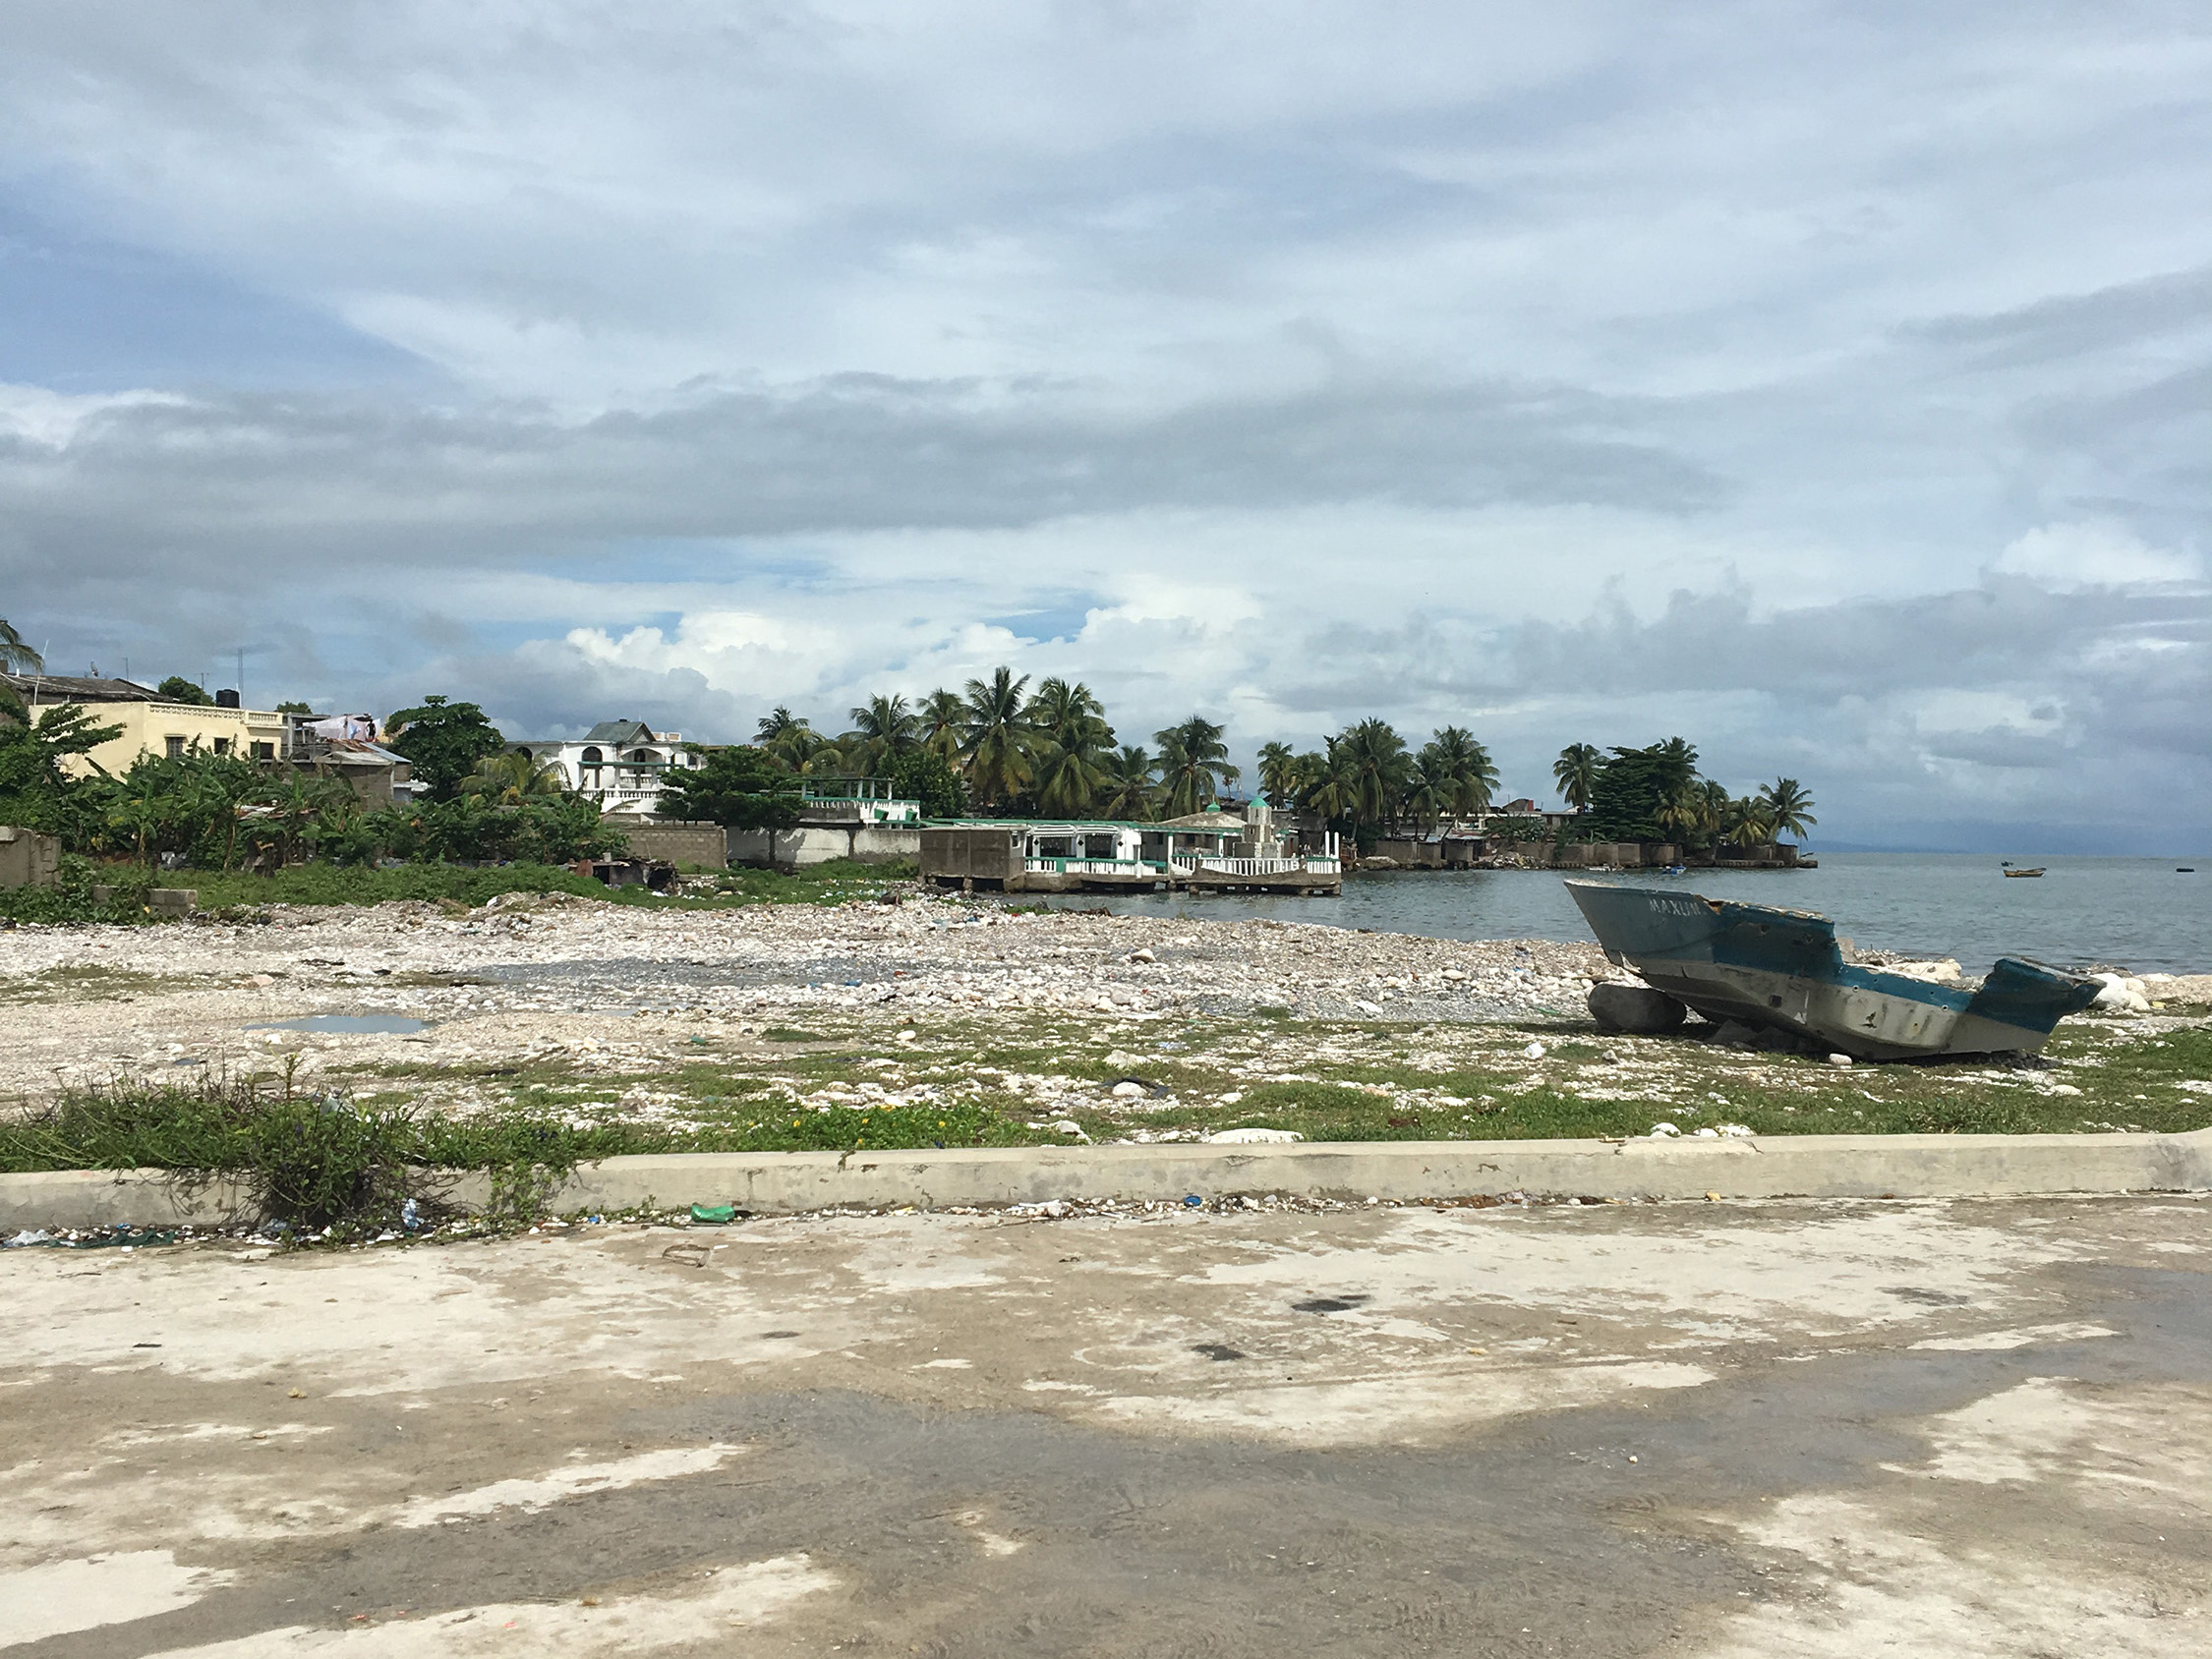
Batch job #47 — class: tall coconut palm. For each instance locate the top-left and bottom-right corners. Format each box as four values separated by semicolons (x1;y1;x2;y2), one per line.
1096;746;1160;822
1154;715;1240;818
0;617;39;675
960;667;1034;811
1031;730;1112;816
1300;739;1356;824
754;706;816;770
843;693;919;775
1553;743;1601;813
918;688;964;762
1417;726;1499;822
1023;678;1108;747
1758;777;1817;842
1255;741;1302;806
462;752;566;806
1336;718;1410;830
1724;795;1775;850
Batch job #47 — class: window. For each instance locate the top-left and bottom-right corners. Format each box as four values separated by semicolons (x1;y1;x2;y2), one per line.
212;738;232;756
252;742;275;761
580;746;603;766
165;736;186;759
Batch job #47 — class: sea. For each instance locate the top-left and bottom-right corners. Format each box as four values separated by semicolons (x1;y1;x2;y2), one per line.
1033;853;2212;974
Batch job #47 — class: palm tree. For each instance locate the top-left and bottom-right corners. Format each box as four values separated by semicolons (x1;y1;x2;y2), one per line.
1553;743;1601;813
1301;739;1357;824
1096;746;1160;821
918;689;965;763
1724;795;1776;850
462;752;566;806
1337;718;1410;830
755;707;825;772
1255;741;1299;806
960;667;1034;811
1154;715;1240;818
1417;726;1499;823
0;617;39;675
1023;678;1109;747
843;693;919;776
1758;777;1817;842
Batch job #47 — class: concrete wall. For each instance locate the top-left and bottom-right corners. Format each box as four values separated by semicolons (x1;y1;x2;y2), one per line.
603;820;728;869
730;824;924;870
917;825;1020;887
0;825;61;889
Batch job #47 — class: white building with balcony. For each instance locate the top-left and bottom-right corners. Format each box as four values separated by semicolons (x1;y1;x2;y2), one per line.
505;720;699;816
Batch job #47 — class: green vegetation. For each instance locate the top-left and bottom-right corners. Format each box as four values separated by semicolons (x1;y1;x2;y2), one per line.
1556;736;1814;854
384;695;507;801
1;1075;652;1235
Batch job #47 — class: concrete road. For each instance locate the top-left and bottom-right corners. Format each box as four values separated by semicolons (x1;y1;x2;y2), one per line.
4;1194;2209;1657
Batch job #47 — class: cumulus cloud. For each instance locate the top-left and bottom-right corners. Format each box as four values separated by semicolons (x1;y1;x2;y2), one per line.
1;4;2210;849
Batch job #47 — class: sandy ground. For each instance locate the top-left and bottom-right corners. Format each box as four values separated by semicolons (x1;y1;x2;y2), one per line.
4;1193;2209;1656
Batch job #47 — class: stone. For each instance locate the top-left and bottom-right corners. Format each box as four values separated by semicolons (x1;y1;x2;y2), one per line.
1827;1053;1853;1067
1587;982;1688;1035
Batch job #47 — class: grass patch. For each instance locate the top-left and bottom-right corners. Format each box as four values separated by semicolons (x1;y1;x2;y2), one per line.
8;856;920;922
0;1075;660;1236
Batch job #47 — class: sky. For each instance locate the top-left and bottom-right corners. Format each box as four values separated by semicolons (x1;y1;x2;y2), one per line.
2;1;2208;852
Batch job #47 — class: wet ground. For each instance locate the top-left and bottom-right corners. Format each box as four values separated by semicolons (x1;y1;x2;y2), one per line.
5;1194;2209;1656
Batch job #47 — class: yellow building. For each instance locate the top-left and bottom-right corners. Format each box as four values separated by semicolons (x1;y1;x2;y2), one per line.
4;674;291;776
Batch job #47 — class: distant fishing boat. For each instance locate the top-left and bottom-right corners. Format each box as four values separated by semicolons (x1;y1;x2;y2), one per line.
2182;868;2197;874
2001;862;2045;878
1567;881;2099;1059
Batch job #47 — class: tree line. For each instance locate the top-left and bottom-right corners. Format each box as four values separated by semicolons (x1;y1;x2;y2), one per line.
666;669;1244;828
1551;739;1814;849
0;664;624;869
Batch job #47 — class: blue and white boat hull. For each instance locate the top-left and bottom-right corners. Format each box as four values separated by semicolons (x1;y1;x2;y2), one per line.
1565;880;2100;1060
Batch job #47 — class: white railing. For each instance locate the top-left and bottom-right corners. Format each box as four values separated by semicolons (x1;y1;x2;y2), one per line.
1024;857;1165;876
1171;855;1342;876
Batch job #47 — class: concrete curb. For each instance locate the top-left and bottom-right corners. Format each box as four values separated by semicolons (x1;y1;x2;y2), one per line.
7;1128;2212;1230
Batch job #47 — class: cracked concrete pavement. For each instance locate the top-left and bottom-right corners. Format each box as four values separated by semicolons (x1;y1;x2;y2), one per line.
5;1192;2210;1656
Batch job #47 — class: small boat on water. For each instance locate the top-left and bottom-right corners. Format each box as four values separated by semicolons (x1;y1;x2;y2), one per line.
2001;862;2045;878
1566;880;2100;1060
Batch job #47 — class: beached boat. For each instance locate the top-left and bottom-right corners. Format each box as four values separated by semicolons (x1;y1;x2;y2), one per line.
1565;880;2101;1060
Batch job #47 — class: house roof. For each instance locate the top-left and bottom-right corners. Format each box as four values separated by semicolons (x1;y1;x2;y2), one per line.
504;721;661;749
1156;810;1250;831
3;671;161;704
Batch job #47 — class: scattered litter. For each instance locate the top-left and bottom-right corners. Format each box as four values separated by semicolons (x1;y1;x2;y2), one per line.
1648;1122;1682;1138
1183;1194;1204;1207
1524;1041;1545;1059
689;1204;739;1225
1716;1123;1755;1138
1204;1127;1304;1144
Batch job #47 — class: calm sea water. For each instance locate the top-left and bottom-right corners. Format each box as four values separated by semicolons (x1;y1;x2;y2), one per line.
1036;853;2212;974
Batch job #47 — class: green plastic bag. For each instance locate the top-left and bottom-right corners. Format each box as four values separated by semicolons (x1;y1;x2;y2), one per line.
689;1203;737;1225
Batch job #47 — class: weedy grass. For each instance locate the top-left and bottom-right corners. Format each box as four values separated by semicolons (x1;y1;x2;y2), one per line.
18;856;919;922
0;1073;664;1235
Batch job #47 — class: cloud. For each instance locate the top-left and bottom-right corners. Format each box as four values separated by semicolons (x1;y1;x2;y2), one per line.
2;5;2211;849
1993;522;2200;590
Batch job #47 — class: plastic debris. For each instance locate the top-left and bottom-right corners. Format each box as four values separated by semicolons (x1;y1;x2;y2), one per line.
1182;1193;1204;1207
1524;1041;1546;1059
1716;1123;1755;1138
1204;1127;1304;1144
690;1203;738;1225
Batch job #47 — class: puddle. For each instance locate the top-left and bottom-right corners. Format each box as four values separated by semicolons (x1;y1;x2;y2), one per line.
246;1015;430;1035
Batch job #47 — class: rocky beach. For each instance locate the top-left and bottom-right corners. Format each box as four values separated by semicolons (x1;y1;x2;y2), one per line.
6;888;2210;1151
